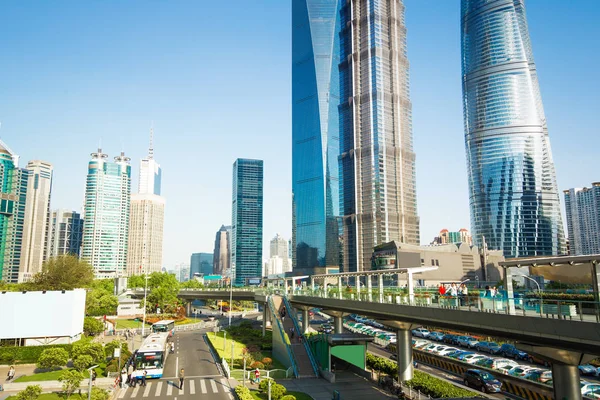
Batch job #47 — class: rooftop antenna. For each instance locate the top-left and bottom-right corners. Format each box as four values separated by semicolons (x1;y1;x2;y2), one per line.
149;123;154;160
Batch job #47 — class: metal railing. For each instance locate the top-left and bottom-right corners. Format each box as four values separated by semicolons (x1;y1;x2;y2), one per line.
266;295;299;378
282;296;320;377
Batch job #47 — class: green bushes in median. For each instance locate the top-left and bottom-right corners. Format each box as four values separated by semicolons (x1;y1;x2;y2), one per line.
235;385;254;400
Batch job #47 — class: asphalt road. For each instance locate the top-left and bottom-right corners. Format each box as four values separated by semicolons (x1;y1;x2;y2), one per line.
118;330;233;400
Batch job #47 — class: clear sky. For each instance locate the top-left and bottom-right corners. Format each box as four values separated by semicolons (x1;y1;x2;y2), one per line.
2;1;599;268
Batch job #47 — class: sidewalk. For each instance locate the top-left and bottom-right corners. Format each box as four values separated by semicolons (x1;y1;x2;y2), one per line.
0;365;37;383
1;377;116;393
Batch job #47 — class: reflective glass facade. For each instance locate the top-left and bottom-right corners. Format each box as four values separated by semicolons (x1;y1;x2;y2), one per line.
292;0;342;273
339;0;419;272
232;159;263;285
462;0;565;257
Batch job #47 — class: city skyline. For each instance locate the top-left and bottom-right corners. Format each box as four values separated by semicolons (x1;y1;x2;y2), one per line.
2;1;599;267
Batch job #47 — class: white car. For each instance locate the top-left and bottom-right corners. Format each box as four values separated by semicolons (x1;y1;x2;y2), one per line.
581;382;600;397
438;347;460;356
412;328;430;338
463;354;489;364
412;339;429;348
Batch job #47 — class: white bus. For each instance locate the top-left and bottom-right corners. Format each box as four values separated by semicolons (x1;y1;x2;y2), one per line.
151;320;175;336
132;332;170;379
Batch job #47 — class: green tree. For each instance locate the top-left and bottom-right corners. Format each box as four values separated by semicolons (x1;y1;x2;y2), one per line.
86;283;118;316
127;274;145;289
90;387;110;400
31;255;94;290
37;347;69;369
59;370;84;399
83;317;105;336
73;355;94;371
72;342;105;364
89;279;114;293
15;385;42;400
181;279;204;289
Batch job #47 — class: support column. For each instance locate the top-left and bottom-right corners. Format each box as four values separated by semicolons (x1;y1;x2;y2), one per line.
262;305;268;336
356;275;361;300
367;275;372;302
186;301;192;317
284;280;289;295
503;267;516;315
311;277;315;294
302;309;309;334
338;276;342;300
292;278;296;294
378;274;384;303
592;261;600;321
407;272;414;305
334;316;343;334
552;364;581;400
396;329;414;382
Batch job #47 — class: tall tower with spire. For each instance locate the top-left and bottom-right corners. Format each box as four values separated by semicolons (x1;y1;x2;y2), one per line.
127;127;166;276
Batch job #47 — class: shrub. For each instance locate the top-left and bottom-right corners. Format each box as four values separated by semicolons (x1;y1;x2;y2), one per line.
280;395;296;400
37;347;69;369
59;370;84;399
235;384;254;400
15;385;42;400
259;377;274;393
0;344;72;364
271;383;287;400
89;387;110;400
83;317;105;336
73;355;94;371
250;361;265;370
72;342;105;363
262;357;273;368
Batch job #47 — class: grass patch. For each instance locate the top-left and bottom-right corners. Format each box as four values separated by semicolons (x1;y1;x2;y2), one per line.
248;390;313;400
208;331;247;360
113;319;149;330
175;318;200;325
6;394;80;400
15;364;106;382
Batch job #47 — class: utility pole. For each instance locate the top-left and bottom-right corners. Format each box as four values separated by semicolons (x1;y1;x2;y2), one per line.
481;235;488;282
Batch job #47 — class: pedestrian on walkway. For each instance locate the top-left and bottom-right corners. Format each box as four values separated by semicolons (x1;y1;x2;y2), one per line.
254;368;260;384
120;368;127;388
289;327;295;342
91;369;97;386
141;370;147;387
6;366;15;381
170;342;175;354
178;368;185;390
127;364;133;384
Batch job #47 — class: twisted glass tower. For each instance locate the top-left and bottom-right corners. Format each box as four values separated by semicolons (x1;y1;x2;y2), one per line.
462;0;565;257
292;0;342;272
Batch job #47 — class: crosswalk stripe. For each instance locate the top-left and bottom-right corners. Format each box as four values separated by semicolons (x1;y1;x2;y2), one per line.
143;383;152;397
180;381;185;395
131;386;140;397
190;379;196;395
210;379;218;393
200;379;207;394
118;388;126;398
154;381;162;397
220;378;229;392
167;382;173;396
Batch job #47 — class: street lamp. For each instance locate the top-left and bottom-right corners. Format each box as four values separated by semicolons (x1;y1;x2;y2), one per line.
141;271;149;337
520;275;542;316
87;365;99;400
229;274;233;327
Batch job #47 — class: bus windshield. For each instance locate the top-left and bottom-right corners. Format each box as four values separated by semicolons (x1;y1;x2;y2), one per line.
134;352;164;370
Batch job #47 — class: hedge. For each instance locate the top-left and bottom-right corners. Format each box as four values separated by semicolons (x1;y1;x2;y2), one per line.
525;292;594;301
366;353;477;398
235;384;253;400
0;344;73;364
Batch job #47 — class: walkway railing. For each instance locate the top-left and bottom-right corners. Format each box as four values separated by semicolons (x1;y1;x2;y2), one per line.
266;295;299;378
282;296;320;377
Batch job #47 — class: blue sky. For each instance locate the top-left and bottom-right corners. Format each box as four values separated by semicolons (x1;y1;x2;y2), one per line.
2;1;599;268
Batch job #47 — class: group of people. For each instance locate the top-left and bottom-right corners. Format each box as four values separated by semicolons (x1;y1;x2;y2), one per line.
438;283;469;305
483;285;499;298
123;329;137;340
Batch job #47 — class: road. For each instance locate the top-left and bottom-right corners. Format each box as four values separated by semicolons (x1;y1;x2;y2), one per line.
118;330;233;400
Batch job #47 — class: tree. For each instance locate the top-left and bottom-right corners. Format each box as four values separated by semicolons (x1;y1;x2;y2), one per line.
15;385;42;400
86;280;118;316
83;317;105;336
72;342;105;364
31;255;94;290
37;347;69;369
59;370;84;399
73;355;94;371
147;286;181;314
90;387;110;400
181;279;204;289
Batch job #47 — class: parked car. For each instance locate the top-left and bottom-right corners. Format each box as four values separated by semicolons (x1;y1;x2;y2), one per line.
411;328;430;338
499;344;528;360
449;350;472;360
438;347;460;356
475;357;519;373
428;331;445;342
524;369;552;384
412;339;429;348
579;364;598;377
581;382;600;397
508;365;540;378
443;334;459;345
476;341;502;354
463;369;502;393
527;354;551;367
457;336;479;348
463;354;489;364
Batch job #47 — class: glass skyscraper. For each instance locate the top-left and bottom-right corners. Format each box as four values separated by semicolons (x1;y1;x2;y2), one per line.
292;0;342;273
462;0;565;257
231;159;263;285
338;0;420;272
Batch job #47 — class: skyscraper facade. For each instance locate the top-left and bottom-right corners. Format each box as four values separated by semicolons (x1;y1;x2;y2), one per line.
127;193;165;275
461;0;566;257
190;252;214;278
46;210;84;258
0;140;28;283
81;149;131;278
19;160;53;282
212;225;231;276
564;184;600;256
231;159;263;285
138;128;162;196
270;233;289;271
292;0;342;274
338;0;420;272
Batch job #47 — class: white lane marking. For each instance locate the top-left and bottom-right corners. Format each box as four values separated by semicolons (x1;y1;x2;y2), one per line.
175;357;179;374
167;382;173;396
118;388;126;398
200;379;207;394
220;378;229;392
210;379;218;393
154;381;162;397
131;386;140;397
143;383;152;397
190;379;196;395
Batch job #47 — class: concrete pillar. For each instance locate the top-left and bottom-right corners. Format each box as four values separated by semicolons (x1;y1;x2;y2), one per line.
302;309;309;334
378;274;384;303
262;305;268;336
396;329;414;382
407;272;414;304
186;301;192;317
338;276;342;299
592;261;600;320
334;316;343;334
503;267;516;315
284;280;289;295
367;275;372;302
311;277;315;294
356;275;361;299
552;363;581;400
292;278;296;294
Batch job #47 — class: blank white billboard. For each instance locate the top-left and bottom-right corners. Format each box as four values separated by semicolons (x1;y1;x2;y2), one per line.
0;289;85;339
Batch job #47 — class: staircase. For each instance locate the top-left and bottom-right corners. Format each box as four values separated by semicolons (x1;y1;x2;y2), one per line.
273;295;319;378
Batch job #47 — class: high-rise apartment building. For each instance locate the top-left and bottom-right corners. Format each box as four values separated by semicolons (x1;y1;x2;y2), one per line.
461;0;565;257
213;225;231;276
231;159;263;285
46;210;83;257
81;149;131;278
564;184;600;256
127;130;165;276
433;229;472;246
270;233;289;272
0;140;28;283
292;0;342;274
338;0;419;272
190;252;214;279
19;160;53;282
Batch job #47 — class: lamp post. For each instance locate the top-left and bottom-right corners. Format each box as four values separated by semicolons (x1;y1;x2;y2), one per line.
141;272;149;338
229;274;233;327
521;275;542;316
87;365;99;400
